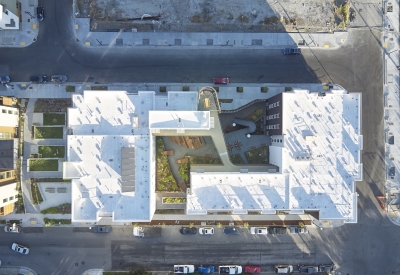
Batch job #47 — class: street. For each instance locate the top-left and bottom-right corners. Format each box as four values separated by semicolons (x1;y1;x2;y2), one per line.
0;0;391;274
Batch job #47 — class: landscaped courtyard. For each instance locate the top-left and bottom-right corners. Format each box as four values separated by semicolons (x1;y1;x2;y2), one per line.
43;113;66;126
156;137;179;191
29;159;59;171
34;127;64;139
38;146;65;158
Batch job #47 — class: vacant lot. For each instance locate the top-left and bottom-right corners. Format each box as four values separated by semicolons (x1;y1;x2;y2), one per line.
38;146;65;158
35;127;64;139
76;0;336;33
43;113;66;126
29;159;59;171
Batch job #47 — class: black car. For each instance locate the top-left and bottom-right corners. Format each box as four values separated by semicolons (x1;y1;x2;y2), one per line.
37;6;44;21
223;227;239;235
268;227;288;234
319;264;335;272
179;227;197;235
283;48;301;55
92;226;111;233
30;75;47;83
298;265;318;274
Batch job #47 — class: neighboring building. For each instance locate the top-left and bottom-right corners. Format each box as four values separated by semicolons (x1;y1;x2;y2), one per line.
0;96;19;216
64;88;362;224
0;0;20;30
0;168;17;215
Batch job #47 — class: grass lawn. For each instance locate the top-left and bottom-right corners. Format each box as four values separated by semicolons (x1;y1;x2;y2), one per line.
229;154;245;164
38;146;65;158
35;127;64;139
29;159;59;171
43;113;66;125
245;147;269;164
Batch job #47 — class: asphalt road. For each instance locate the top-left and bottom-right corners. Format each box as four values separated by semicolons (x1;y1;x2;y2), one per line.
0;0;393;275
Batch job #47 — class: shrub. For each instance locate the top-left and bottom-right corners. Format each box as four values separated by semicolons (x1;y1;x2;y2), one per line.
299;221;305;228
66;85;75;92
213;87;219;93
284;87;292;92
189;222;194;228
236;87;243;93
41;207;59;214
243;222;249;228
261;87;269;93
217;222;222;228
0;220;6;224
160;86;166;92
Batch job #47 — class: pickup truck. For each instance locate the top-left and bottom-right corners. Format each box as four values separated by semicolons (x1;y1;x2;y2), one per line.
219;266;242;274
4;223;20;233
133;226;161;237
174;265;195;274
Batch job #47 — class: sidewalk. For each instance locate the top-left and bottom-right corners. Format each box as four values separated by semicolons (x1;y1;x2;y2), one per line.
75;17;348;49
382;0;400;226
0;266;37;275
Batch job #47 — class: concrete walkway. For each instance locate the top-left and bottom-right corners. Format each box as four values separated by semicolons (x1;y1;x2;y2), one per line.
0;266;38;275
383;0;400;226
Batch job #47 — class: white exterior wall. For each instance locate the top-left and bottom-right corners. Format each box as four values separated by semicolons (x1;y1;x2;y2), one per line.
0;182;17;207
0;5;19;30
0;105;18;127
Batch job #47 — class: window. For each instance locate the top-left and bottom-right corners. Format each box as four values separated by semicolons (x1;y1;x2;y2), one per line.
1;109;5;113
276;113;279;118
14;111;18;115
3;198;8;203
0;133;3;139
8;110;12;114
6;171;11;178
5;133;10;139
9;196;13;201
277;101;280;106
276;124;280;129
0;173;4;179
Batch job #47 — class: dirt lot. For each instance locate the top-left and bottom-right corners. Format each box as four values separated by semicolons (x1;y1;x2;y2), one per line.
75;0;341;32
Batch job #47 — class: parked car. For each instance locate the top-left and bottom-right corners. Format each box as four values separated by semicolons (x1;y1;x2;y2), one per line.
274;264;293;273
4;223;21;233
51;75;67;82
244;266;260;273
213;77;229;84
179;227;197;235
198;265;215;274
92;226;111;233
223;227;239;235
174;265;195;274
319;264;336;273
36;6;44;21
283;48;301;55
0;76;10;86
289;227;308;234
268;227;288;234
219;266;242;274
11;243;29;254
199;227;214;235
30;75;47;83
250;227;268;235
298;264;318;274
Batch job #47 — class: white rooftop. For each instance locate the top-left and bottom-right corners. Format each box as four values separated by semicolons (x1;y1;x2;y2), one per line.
149;111;210;130
187;90;362;223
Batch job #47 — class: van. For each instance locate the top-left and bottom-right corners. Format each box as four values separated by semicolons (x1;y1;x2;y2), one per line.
274;264;293;274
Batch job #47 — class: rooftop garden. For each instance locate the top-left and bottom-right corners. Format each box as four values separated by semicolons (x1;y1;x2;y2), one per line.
29;159;59;171
156;137;179;191
245;146;269;164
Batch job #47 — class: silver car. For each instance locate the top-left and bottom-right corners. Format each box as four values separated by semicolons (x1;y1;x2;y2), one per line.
11;243;29;254
51;75;67;82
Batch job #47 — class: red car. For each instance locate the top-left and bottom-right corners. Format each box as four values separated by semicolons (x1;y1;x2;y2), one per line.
213;77;229;84
244;266;260;273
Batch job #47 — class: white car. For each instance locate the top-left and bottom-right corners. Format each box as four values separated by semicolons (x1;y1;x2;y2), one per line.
275;264;293;273
174;265;195;274
219;266;242;274
250;227;268;234
4;223;21;233
199;227;214;235
11;243;29;254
